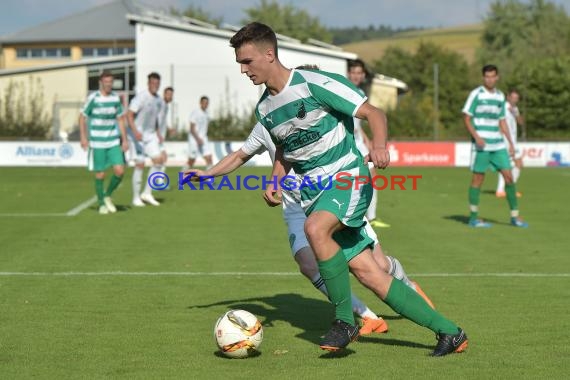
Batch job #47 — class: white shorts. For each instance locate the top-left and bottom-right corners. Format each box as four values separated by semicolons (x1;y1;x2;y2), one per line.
188;136;211;159
283;198;379;256
128;134;162;163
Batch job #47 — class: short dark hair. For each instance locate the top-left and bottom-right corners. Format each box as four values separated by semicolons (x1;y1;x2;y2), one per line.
508;88;519;95
200;96;209;102
148;72;161;81
229;22;278;57
295;64;319;70
482;64;498;75
99;70;113;80
348;59;366;71
164;87;174;93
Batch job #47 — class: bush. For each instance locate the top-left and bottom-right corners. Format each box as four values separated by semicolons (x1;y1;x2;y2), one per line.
0;77;52;140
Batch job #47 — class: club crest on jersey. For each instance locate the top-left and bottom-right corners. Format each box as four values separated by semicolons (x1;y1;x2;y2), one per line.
296;102;307;119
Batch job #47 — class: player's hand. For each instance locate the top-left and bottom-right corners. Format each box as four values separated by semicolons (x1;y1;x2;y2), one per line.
197;137;204;146
134;130;143;141
508;144;515;157
158;134;164;144
475;137;485;149
365;147;390;170
263;186;282;207
183;169;206;182
80;138;88;151
121;140;129;152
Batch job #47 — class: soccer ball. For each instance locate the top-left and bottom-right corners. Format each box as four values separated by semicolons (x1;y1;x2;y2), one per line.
214;309;263;358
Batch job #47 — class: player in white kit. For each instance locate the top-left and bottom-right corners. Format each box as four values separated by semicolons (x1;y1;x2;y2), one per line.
187;96;213;169
347;59;390;228
496;89;523;198
127;72;165;206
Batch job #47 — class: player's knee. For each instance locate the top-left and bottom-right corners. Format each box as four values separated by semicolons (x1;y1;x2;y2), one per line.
304;218;324;243
114;166;125;176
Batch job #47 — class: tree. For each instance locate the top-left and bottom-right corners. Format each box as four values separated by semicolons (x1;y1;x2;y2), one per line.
373;42;473;139
242;0;332;43
478;0;570;77
478;0;570;138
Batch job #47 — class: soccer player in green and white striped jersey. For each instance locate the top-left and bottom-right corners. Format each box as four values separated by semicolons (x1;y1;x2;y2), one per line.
230;22;467;356
462;65;528;228
79;70;129;214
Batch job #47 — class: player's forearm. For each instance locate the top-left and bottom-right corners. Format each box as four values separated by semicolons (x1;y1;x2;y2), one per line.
79;115;87;140
190;125;200;140
117;117;127;141
463;115;480;140
367;109;388;149
500;120;514;146
127;111;138;133
205;150;251;177
271;147;290;181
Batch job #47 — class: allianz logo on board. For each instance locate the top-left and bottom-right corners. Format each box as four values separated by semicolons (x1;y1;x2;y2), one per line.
16;144;74;159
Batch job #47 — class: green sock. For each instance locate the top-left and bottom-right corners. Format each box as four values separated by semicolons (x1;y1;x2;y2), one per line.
505;183;518;211
384;278;458;335
106;175;123;196
317;249;355;326
468;187;480;220
95;178;105;206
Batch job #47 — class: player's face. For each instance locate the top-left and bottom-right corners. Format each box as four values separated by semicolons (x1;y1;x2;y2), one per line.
200;98;209;110
164;90;173;103
508;92;519;105
348;66;365;86
235;42;274;85
99;76;113;94
483;70;499;89
148;78;160;95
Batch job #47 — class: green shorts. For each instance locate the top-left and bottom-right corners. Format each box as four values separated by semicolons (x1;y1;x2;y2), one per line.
333;224;375;262
471;149;512;173
88;145;125;172
303;164;372;228
301;162;373;262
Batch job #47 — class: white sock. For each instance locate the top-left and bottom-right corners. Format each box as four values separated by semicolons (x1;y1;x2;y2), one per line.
366;189;378;221
513;167;521;183
497;173;505;193
387;256;415;290
132;167;143;201
143;165;162;196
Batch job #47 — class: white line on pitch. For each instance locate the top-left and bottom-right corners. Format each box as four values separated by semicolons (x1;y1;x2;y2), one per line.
66;196;97;216
0;272;568;277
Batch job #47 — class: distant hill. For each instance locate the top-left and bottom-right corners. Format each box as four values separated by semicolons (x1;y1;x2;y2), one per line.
341;24;483;65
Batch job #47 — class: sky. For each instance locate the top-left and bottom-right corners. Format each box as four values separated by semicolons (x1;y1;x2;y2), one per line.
1;0;569;36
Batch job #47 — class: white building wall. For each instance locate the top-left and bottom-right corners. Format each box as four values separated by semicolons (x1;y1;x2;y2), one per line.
135;23;354;131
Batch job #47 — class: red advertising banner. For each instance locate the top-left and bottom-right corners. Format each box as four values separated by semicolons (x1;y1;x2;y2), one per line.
388;142;456;166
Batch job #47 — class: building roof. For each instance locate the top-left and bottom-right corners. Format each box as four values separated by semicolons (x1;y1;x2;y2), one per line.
0;0;142;44
0;54;135;76
127;14;357;60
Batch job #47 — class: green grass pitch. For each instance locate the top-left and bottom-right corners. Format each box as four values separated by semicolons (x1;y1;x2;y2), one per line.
0;166;569;378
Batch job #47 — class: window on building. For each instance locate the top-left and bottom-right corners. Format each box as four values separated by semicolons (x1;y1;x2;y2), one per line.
82;47;94;57
87;64;136;101
16;47;73;59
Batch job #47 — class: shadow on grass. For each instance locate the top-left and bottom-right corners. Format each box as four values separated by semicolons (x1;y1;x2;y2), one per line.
191;293;405;349
443;214;508;226
358;336;433;350
190;293;331;346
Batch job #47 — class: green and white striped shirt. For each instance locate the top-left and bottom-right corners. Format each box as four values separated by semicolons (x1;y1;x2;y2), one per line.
82;91;124;149
256;69;366;180
462;86;506;151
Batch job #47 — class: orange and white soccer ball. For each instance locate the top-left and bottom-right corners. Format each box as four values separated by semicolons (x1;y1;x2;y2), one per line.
214;309;263;358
